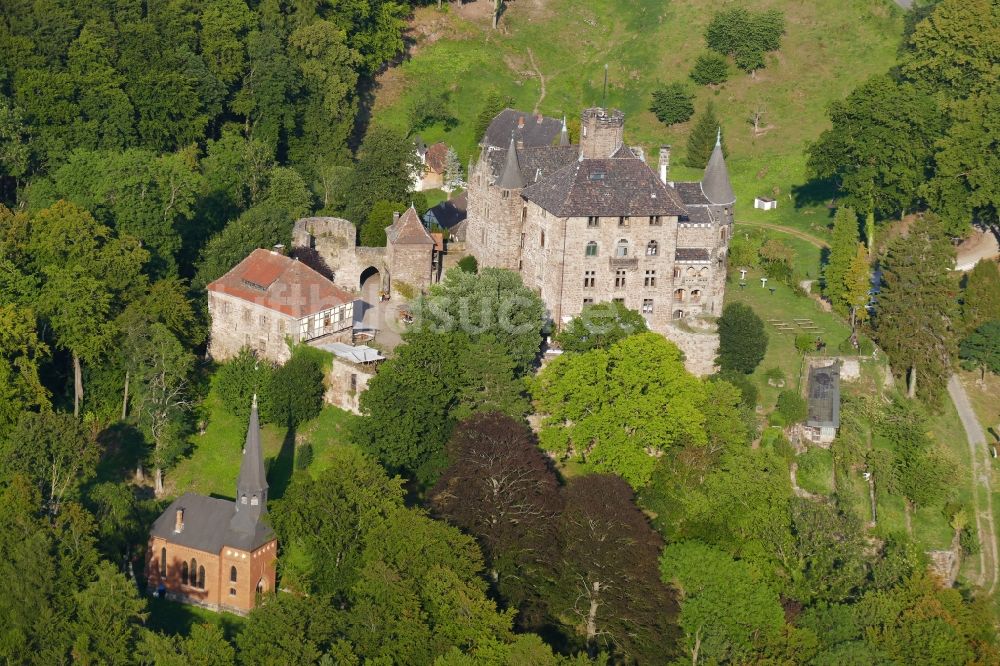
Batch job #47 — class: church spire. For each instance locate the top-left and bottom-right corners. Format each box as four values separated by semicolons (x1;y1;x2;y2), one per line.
496;133;525;189
559;115;570;146
231;394;268;533
701;128;735;206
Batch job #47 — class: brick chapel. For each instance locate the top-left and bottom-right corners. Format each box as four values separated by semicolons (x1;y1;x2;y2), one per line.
146;396;276;614
466;107;734;374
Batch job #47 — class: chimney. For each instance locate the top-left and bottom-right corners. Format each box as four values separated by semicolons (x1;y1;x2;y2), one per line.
536;113;543;124
658;145;671;184
272;243;285;254
517;116;525;129
174;508;184;533
392;212;400;224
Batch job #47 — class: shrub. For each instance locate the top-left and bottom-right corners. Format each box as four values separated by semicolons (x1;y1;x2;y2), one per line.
216;348;274;423
649;83;695;126
776;390;808;424
795;333;816;354
716;303;768;374
690;52;730;85
705;8;785;73
714;370;759;409
263;346;325;427
457;255;478;273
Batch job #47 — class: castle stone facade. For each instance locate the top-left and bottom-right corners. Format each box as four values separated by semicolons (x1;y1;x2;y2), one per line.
466;107;733;375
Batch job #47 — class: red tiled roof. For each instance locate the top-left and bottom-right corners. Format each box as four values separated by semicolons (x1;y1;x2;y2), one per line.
388;207;435;246
208;249;354;318
425;142;449;173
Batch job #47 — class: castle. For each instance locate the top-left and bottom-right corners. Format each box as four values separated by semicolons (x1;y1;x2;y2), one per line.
465;108;733;373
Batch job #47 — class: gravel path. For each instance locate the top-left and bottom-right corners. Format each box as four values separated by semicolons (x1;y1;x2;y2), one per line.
948;374;998;593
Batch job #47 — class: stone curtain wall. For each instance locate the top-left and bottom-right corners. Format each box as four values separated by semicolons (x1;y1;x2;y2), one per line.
292;217;387;292
324;358;375;414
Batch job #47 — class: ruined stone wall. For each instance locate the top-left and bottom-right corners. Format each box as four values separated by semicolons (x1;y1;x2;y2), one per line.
660;322;720;376
291;216;387;292
324;358;375;414
207;291;297;364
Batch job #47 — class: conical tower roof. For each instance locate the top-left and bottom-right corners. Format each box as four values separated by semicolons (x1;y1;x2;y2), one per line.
497;134;525;189
701;129;735;206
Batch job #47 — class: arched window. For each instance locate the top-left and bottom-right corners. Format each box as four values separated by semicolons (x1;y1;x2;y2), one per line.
646;240;658;256
686;267;696;277
585;241;598;257
691;290;701;302
160;548;167;578
231;566;238;583
190;558;197;586
198;566;205;589
615;239;629;257
674;289;685;302
181;561;189;585
700;267;709;278
673;310;684;320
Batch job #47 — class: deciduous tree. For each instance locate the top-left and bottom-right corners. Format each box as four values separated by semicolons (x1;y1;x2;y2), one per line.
554;300;647;353
960;259;1000;333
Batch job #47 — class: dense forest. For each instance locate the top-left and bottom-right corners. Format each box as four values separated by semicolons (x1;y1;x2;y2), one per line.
1;0;999;663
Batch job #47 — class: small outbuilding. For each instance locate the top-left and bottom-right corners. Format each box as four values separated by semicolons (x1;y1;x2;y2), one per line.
754;196;777;210
804;362;841;445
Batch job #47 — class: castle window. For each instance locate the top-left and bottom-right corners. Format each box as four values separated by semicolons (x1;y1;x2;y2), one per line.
585;241;598;257
642;299;654;314
644;270;656;287
308;232;316;249
350;374;357;392
520;233;525;249
700;267;709;278
612;297;625;304
646;240;658;256
190;558;197;586
692;290;702;302
615;270;627;289
587;216;599;228
687;267;697;277
160;548;167;577
673;267;681;278
198;566;205;589
231;566;238;583
502;190;509;199
673;310;684;320
583;270;596;288
615;240;629;257
618;216;630;227
720;226;728;241
521;207;527;223
222;302;231;315
583;298;594;305
649;216;662;226
242;309;251;324
259;314;267;327
674;289;685;302
540;231;545;248
181;561;189;585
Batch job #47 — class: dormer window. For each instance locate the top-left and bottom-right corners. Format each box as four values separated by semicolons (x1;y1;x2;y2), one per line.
618;216;629;227
587;216;599;228
241;494;247;504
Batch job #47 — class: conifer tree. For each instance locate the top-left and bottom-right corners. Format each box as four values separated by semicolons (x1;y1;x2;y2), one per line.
961;259;1000;333
875;215;958;402
685;102;726;169
845;244;872;330
823;207;860;315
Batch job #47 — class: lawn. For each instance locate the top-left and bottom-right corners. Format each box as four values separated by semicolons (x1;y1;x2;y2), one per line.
796;447;834;496
723;267;852;408
167;384;356;501
377;0;903;237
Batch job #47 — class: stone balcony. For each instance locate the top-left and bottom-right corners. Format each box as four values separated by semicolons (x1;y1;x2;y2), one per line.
609;256;639;270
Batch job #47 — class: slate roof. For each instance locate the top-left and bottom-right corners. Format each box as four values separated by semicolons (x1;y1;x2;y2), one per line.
807;363;841;429
208;249;354;318
672;181;712;206
702;141;736;205
387;207;435;246
485;145;579;187
231;397;267;535
522;157;687;217
425;192;467;233
497;136;526;189
150;493;275;553
484;109;564;148
675;248;712;262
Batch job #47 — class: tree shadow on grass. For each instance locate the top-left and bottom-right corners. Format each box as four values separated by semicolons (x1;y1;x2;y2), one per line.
267;422;297;501
791;177;839;217
95;422;147;485
145;596;245;640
